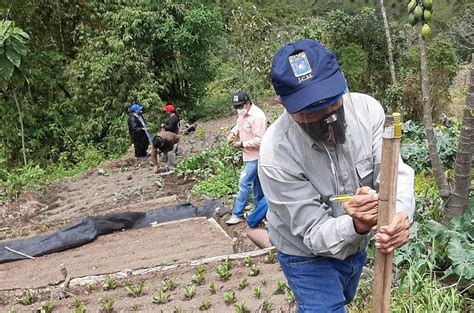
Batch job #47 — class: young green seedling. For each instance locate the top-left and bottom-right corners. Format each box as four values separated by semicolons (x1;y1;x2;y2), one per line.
196;267;206;275
243;256;254;267
85;283;94;292
125;282;146;297
73;298;86;313
233;301;250;313
192;271;205;285
20;290;36;305
209;282;218;294
162;279;176;292
238;277;249;290
183;285;196;300
286;288;296;304
222;257;233;270
248;265;261;277
223;291;237;305
98;297;114;313
216;264;232;281
152;290;170;304
253;286;262;299
264;250;277;264
40;300;55;313
102;276;118;291
275;281;289;294
262;299;273;312
199;300;212;311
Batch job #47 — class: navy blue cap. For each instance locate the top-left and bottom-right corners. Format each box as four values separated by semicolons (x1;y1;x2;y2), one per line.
271;39;346;114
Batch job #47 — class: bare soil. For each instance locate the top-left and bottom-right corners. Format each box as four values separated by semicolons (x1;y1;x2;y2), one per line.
2;255;294;312
0;218;234;290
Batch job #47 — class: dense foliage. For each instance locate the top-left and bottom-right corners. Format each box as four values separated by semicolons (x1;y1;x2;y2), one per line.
401;119;460;172
1;0;469;171
176;143;242;198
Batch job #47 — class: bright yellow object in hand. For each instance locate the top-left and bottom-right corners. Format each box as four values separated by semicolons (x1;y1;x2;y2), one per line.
329;194;354;203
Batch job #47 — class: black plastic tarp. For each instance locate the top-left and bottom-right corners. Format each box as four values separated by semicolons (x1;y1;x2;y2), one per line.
0;201;223;264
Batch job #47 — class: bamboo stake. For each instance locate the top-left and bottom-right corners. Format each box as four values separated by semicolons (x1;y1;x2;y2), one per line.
372;113;402;313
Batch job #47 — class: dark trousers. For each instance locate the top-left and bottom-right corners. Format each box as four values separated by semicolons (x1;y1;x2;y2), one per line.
133;135;149;157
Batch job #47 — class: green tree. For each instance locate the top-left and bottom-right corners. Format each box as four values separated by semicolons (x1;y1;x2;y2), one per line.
0;20;29;166
406;0;472;217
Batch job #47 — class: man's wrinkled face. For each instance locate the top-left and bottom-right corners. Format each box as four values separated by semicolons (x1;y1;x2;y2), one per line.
291;99;347;145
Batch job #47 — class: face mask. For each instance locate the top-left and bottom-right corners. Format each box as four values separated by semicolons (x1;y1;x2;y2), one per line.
237;108;246;116
297;105;347;145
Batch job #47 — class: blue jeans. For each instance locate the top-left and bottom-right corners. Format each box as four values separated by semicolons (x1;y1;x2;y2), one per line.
232;160;264;218
246;196;269;228
277;250;367;313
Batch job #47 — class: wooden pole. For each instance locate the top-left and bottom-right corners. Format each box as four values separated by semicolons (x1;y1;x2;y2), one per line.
372;113;402;313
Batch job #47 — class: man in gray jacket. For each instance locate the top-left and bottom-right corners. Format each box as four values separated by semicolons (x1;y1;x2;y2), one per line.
259;39;415;312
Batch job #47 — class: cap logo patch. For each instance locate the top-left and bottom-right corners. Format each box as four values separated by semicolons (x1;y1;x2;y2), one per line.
233;95;239;102
289;52;313;83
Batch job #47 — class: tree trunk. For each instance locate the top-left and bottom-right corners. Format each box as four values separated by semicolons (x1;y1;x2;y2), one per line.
12;86;27;167
379;0;397;86
418;32;451;198
445;54;474;218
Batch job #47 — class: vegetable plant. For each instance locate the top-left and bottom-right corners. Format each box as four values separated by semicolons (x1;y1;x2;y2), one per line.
248;265;261;277
85;283;94;292
20;290;36;305
286;289;296;304
183;286;196;300
233;301;250;313
162;279;176;292
209;282;218;294
40;300;55;313
73;298;86;313
275;281;288;294
262;299;273;312
199;300;212;311
192;271;205;285
243;256;254;267
238;277;249;290
152;290;170;304
102;276;118;291
253;286;262;299
264;250;277;263
98;297;114;313
223;257;233;270
125;282;146;297
216;264;232;281
224;291;237;305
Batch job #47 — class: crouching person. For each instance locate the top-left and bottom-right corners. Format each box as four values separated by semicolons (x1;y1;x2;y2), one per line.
151;131;180;173
245;196;272;249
